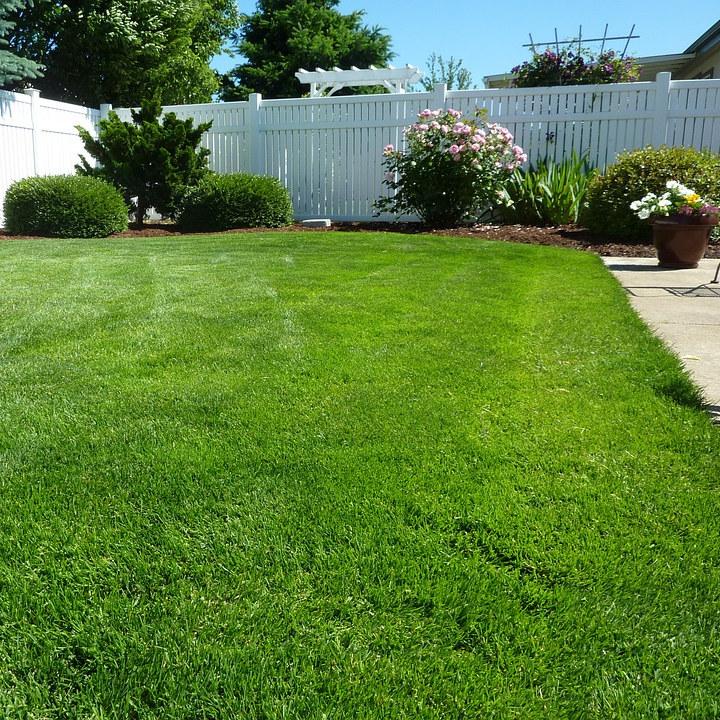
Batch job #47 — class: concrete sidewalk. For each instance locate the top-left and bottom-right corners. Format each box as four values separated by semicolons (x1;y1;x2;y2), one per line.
603;257;720;420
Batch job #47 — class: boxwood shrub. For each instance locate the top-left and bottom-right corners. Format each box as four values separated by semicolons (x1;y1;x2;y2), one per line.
3;175;128;238
178;173;293;231
581;146;720;242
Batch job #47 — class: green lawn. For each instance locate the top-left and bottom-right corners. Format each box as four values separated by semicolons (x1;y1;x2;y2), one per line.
0;231;718;718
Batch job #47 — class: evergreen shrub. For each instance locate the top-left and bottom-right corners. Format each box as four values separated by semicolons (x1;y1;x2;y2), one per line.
3;175;128;237
178;173;293;231
77;99;211;226
581;146;720;241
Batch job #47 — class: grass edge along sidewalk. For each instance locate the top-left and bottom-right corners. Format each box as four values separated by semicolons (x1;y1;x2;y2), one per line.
603;255;720;420
0;231;717;719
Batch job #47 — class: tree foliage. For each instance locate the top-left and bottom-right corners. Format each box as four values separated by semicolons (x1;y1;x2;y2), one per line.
221;0;393;100
418;53;473;91
6;0;238;105
0;0;41;86
76;99;212;226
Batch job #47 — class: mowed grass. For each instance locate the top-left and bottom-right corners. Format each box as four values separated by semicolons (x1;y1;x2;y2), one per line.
0;231;718;719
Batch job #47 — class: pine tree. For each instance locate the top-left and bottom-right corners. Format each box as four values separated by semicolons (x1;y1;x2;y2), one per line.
0;0;41;87
221;0;393;100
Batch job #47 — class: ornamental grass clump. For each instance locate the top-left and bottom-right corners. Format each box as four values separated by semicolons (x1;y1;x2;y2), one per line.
375;108;526;227
500;152;597;226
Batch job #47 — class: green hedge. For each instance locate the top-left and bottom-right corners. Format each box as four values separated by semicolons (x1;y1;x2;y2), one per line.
3;175;128;238
581;146;720;242
178;173;293;231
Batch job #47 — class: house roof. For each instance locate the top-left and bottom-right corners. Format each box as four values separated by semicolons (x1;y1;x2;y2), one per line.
634;53;697;80
685;19;720;53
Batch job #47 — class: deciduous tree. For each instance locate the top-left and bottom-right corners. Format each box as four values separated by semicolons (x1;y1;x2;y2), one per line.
6;0;238;105
418;53;473;91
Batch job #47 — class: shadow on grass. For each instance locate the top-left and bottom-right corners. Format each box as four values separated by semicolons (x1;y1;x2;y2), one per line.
653;372;706;412
605;263;661;272
706;405;720;424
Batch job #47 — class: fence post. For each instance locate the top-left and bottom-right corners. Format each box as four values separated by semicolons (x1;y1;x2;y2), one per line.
652;72;672;147
22;88;41;176
248;93;264;175
99;103;112;121
431;82;447;111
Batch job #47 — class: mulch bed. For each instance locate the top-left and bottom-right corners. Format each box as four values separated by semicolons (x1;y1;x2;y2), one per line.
331;222;720;258
3;222;719;258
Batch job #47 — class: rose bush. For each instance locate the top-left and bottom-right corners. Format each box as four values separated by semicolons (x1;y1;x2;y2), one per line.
375;108;526;227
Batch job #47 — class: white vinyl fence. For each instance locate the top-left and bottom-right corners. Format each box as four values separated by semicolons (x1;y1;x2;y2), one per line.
114;72;720;221
0;89;100;225
2;73;720;225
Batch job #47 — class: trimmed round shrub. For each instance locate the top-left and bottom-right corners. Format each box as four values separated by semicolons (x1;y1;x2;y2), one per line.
178;173;293;231
581;146;720;242
3;175;128;238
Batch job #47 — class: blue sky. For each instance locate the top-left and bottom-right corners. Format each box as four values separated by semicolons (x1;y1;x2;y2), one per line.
214;2;719;87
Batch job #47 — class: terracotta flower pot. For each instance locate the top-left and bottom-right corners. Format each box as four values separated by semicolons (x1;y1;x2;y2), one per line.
651;215;718;269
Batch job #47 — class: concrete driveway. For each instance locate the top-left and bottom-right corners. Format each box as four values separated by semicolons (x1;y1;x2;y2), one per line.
603;257;720;421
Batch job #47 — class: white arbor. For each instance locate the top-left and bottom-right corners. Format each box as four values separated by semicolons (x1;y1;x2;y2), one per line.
295;65;422;97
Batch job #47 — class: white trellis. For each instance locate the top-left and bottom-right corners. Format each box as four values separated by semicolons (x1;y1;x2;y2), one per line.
295;65;422;97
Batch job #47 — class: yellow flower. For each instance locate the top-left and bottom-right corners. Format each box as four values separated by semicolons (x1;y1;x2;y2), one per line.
685;193;701;204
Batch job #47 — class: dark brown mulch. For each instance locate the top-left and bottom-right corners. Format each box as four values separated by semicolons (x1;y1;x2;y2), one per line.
331;221;720;258
2;222;719;258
